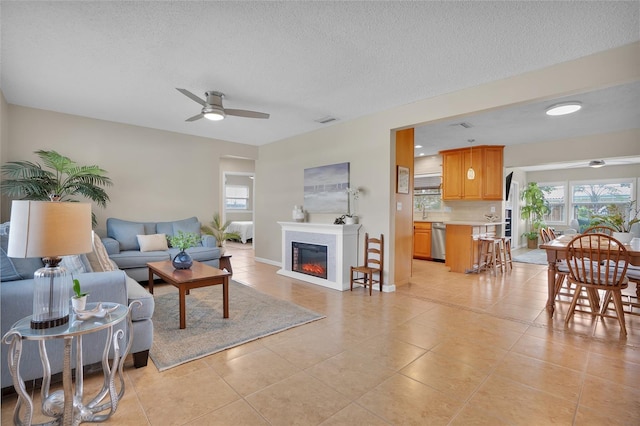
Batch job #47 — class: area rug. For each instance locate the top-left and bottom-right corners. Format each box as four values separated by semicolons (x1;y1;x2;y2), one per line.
512;249;548;265
150;280;325;371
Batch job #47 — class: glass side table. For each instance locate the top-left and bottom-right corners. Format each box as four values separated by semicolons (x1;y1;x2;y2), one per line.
2;301;140;426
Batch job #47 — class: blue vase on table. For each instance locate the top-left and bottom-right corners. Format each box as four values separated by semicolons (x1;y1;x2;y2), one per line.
172;250;193;269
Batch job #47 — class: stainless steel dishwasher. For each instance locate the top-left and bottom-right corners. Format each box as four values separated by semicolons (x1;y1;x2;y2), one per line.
431;222;446;262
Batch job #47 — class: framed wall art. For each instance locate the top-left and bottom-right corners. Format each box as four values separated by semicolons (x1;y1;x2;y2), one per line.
304;162;350;213
397;165;409;194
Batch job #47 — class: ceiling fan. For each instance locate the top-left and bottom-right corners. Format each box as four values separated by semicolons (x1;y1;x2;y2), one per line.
176;88;270;122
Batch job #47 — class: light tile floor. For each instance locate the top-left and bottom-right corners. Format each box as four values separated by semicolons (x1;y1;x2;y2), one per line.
2;242;639;425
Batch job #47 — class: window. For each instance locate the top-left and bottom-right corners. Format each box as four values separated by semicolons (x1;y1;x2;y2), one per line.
539;183;565;224
571;180;634;229
225;185;250;210
537;178;635;230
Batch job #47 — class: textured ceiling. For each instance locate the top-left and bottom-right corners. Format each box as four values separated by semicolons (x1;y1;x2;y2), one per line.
1;1;639;147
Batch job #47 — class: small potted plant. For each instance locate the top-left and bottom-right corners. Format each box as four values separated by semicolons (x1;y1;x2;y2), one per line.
345;187;361;224
201;213;241;255
71;278;88;311
168;231;201;269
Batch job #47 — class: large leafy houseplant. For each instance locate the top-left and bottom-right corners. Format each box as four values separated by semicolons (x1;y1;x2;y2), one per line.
520;182;550;247
1;150;112;226
589;200;640;233
201;213;241;248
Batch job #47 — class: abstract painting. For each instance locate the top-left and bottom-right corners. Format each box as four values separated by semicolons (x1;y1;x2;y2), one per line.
304;162;349;213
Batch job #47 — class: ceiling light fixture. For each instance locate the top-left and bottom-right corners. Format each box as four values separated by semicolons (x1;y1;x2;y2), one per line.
203;107;225;121
545;102;582;116
467;139;475;180
589;160;606;168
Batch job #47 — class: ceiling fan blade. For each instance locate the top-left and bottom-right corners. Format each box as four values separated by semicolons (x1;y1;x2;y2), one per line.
176;88;206;106
225;109;270;119
185;113;204;122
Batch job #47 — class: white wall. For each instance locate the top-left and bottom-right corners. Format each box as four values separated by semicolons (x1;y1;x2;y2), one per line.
256;42;640;280
0;90;9;220
4;106;258;236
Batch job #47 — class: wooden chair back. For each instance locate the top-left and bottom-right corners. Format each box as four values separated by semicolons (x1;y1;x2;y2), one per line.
582;225;615;235
363;233;384;272
566;234;628;286
539;227;551;243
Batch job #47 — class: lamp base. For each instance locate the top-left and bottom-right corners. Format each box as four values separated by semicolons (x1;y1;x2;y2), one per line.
30;315;69;329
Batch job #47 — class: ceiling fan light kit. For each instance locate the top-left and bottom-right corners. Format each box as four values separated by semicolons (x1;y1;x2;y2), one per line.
545;102;582;116
177;88;270;122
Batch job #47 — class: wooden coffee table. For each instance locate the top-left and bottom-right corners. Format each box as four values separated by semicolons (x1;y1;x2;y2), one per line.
147;260;231;329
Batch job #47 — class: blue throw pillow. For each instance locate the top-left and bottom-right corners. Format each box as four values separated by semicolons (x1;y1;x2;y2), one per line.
1;233;44;281
109;221;145;251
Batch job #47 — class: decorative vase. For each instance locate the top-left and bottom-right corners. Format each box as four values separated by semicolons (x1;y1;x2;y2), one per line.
292;205;305;222
218;244;226;256
172;250;193;269
612;232;633;244
569;219;580;232
345;216;358;225
527;238;538;249
71;295;88;312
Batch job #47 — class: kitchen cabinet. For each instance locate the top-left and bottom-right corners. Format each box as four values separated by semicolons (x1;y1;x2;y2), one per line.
439;145;504;200
413;222;431;259
444;222;502;273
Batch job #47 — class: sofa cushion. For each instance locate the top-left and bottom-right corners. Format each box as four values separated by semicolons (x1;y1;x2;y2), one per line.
109;250;170;269
156;217;199;238
168;246;220;262
60;255;87;275
125;276;154;321
172;220;201;237
0;232;44;281
86;232;117;272
109;221;145;251
137;234;169;252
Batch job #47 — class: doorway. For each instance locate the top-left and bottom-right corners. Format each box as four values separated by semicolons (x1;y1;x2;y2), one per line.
223;171;255;244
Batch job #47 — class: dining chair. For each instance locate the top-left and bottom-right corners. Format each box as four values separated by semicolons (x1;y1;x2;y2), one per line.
582;225;615;235
564;233;629;335
350;233;384;295
539;227;551;243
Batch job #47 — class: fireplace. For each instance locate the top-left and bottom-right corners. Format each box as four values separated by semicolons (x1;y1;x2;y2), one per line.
292;242;328;279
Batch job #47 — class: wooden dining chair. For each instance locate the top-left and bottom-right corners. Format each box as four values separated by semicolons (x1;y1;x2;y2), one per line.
350;233;384;295
539;227;551;243
564;234;629;335
582;225;615;235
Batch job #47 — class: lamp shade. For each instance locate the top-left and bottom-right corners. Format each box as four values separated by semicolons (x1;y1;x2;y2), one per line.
7;201;92;258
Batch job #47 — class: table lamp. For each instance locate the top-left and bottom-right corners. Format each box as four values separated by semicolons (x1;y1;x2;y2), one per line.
7;200;92;329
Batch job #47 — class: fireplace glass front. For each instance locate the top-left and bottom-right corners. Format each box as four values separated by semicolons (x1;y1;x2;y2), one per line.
292;242;328;279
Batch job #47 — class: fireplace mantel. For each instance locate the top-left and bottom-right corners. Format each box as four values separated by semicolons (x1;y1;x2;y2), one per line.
277;222;360;291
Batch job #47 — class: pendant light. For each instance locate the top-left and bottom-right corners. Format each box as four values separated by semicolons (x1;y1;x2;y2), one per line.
467;139;475;180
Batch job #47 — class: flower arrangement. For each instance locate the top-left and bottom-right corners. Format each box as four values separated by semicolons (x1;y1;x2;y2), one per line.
168;231;201;251
590;200;640;233
345;187;361;217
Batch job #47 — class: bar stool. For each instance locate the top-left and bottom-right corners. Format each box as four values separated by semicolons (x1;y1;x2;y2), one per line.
479;237;503;275
501;237;513;271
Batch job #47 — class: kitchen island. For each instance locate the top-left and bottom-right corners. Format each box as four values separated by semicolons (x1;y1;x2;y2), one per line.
445;221;505;273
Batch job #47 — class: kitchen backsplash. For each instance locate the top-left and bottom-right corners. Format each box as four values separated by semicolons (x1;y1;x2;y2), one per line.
415;200;505;222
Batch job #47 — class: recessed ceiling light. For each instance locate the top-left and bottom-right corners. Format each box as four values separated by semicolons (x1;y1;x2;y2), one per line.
545;102;582;116
589;160;606;168
419;153;425;156
415;145;423;149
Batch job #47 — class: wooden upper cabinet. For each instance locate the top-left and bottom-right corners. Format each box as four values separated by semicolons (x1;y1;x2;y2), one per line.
482;146;504;200
442;150;463;199
440;145;504;201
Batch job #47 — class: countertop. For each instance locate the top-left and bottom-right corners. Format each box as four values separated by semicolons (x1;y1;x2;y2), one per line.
444;221;506;226
413;220;506;225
